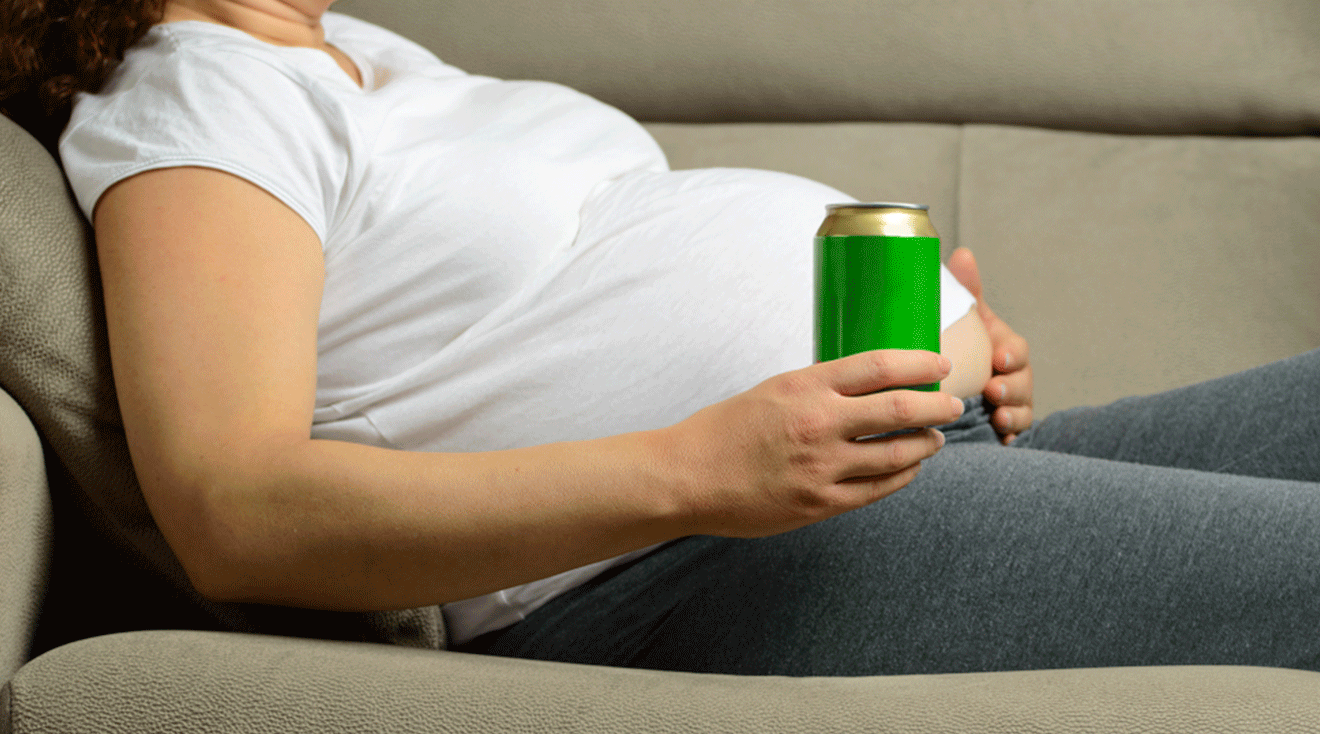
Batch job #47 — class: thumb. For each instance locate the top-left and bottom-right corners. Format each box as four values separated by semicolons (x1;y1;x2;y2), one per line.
946;247;983;300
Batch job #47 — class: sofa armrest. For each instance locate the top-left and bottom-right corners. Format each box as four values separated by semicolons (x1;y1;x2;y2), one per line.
0;388;51;685
6;629;1320;733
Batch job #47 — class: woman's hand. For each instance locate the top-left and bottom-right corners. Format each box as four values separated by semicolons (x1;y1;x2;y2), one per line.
661;350;965;538
946;247;1034;445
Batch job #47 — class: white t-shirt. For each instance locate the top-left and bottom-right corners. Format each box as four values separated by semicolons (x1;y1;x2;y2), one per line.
60;11;977;645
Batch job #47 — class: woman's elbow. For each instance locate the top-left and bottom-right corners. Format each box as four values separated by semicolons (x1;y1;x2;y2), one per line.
183;556;253;605
139;470;275;604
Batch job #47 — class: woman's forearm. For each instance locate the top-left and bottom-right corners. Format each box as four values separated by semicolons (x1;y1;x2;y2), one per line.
180;317;988;612
940;307;993;398
190;353;965;612
102;166;962;615
191;431;687;611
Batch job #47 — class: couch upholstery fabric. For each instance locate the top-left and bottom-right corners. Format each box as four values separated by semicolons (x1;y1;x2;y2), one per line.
334;0;1320;134
5;0;1320;731
647;122;1320;416
8;630;1320;734
0;390;50;683
957;126;1320;412
0;114;446;651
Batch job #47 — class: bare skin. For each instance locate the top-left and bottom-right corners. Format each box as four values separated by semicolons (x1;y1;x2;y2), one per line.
96;166;973;610
155;0;1000;403
947;247;1036;444
161;0;362;87
93;4;1021;612
940;307;992;400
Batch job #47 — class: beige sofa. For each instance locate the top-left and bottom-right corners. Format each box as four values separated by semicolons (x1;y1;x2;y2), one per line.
4;1;1320;731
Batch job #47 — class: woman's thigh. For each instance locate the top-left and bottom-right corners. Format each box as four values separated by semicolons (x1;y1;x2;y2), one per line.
1013;347;1320;482
461;439;1320;676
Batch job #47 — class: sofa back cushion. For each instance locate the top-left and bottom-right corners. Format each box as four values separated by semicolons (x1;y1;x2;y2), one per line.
0;114;445;651
334;0;1320;134
0;387;51;680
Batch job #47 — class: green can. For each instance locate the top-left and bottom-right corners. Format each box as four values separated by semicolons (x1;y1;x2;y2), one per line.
814;202;941;391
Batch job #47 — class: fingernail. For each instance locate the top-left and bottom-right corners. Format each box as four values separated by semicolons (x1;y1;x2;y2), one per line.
999;384;1007;402
1002;413;1013;430
949;396;964;416
938;354;952;373
934;429;946;448
1003;353;1013;370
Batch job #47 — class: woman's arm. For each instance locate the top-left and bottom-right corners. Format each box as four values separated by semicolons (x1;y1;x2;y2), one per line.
940;307;993;399
94;167;686;609
97;167;962;612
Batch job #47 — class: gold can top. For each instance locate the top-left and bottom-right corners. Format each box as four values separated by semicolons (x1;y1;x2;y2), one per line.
816;202;938;238
825;201;928;212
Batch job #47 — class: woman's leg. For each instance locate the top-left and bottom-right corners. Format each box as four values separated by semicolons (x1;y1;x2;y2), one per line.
456;396;1320;676
1012;347;1320;482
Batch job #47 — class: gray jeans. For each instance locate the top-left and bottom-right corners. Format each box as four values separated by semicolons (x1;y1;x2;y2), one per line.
454;348;1320;675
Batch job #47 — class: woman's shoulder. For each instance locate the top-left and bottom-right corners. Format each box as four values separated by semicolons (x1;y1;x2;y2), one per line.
85;22;330;109
61;30;333;165
59;23;356;242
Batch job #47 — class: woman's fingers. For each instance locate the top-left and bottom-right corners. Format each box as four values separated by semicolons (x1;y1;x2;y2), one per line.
839;388;965;440
993;404;1033;434
949;247;1037;442
988;365;1034;435
839;428;944;488
994;361;1034;440
834;462;926;507
824;349;952;397
946;247;984;300
984;316;1034;439
822;354;962;483
990;326;1031;376
989;361;1033;406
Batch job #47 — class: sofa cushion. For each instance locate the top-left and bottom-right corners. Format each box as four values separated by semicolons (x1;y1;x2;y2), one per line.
336;0;1320;135
0;114;445;651
646;122;963;252
0;388;51;682
9;630;1320;734
959;126;1320;414
647;121;1320;418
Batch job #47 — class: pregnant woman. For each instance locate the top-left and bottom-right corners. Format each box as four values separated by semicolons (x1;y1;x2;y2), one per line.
4;0;1318;676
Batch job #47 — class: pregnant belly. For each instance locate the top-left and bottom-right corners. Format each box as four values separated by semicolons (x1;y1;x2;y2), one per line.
358;166;982;454
940;308;994;398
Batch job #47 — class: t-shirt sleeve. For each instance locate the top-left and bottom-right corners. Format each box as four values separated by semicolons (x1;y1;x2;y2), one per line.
59;45;348;246
940;262;978;331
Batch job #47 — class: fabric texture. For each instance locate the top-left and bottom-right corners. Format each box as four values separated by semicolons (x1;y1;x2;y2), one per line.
0;388;50;684
334;0;1320;135
956;125;1320;417
11;631;1320;734
647;121;1320;420
645;123;965;257
5;1;1320;731
0;104;445;654
456;349;1320;675
56;11;976;645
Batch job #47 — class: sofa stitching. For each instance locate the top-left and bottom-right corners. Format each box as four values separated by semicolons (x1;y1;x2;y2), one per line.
1;680;14;734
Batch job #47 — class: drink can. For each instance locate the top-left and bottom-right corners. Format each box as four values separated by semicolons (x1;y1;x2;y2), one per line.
814;202;941;392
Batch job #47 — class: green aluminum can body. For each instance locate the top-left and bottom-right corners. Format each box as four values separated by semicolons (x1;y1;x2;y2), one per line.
814;203;941;391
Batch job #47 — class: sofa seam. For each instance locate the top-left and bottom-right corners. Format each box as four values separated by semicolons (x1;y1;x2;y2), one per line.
1;679;13;734
953;123;965;255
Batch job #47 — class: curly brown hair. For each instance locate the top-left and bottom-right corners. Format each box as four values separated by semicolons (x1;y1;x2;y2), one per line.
1;0;167;158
